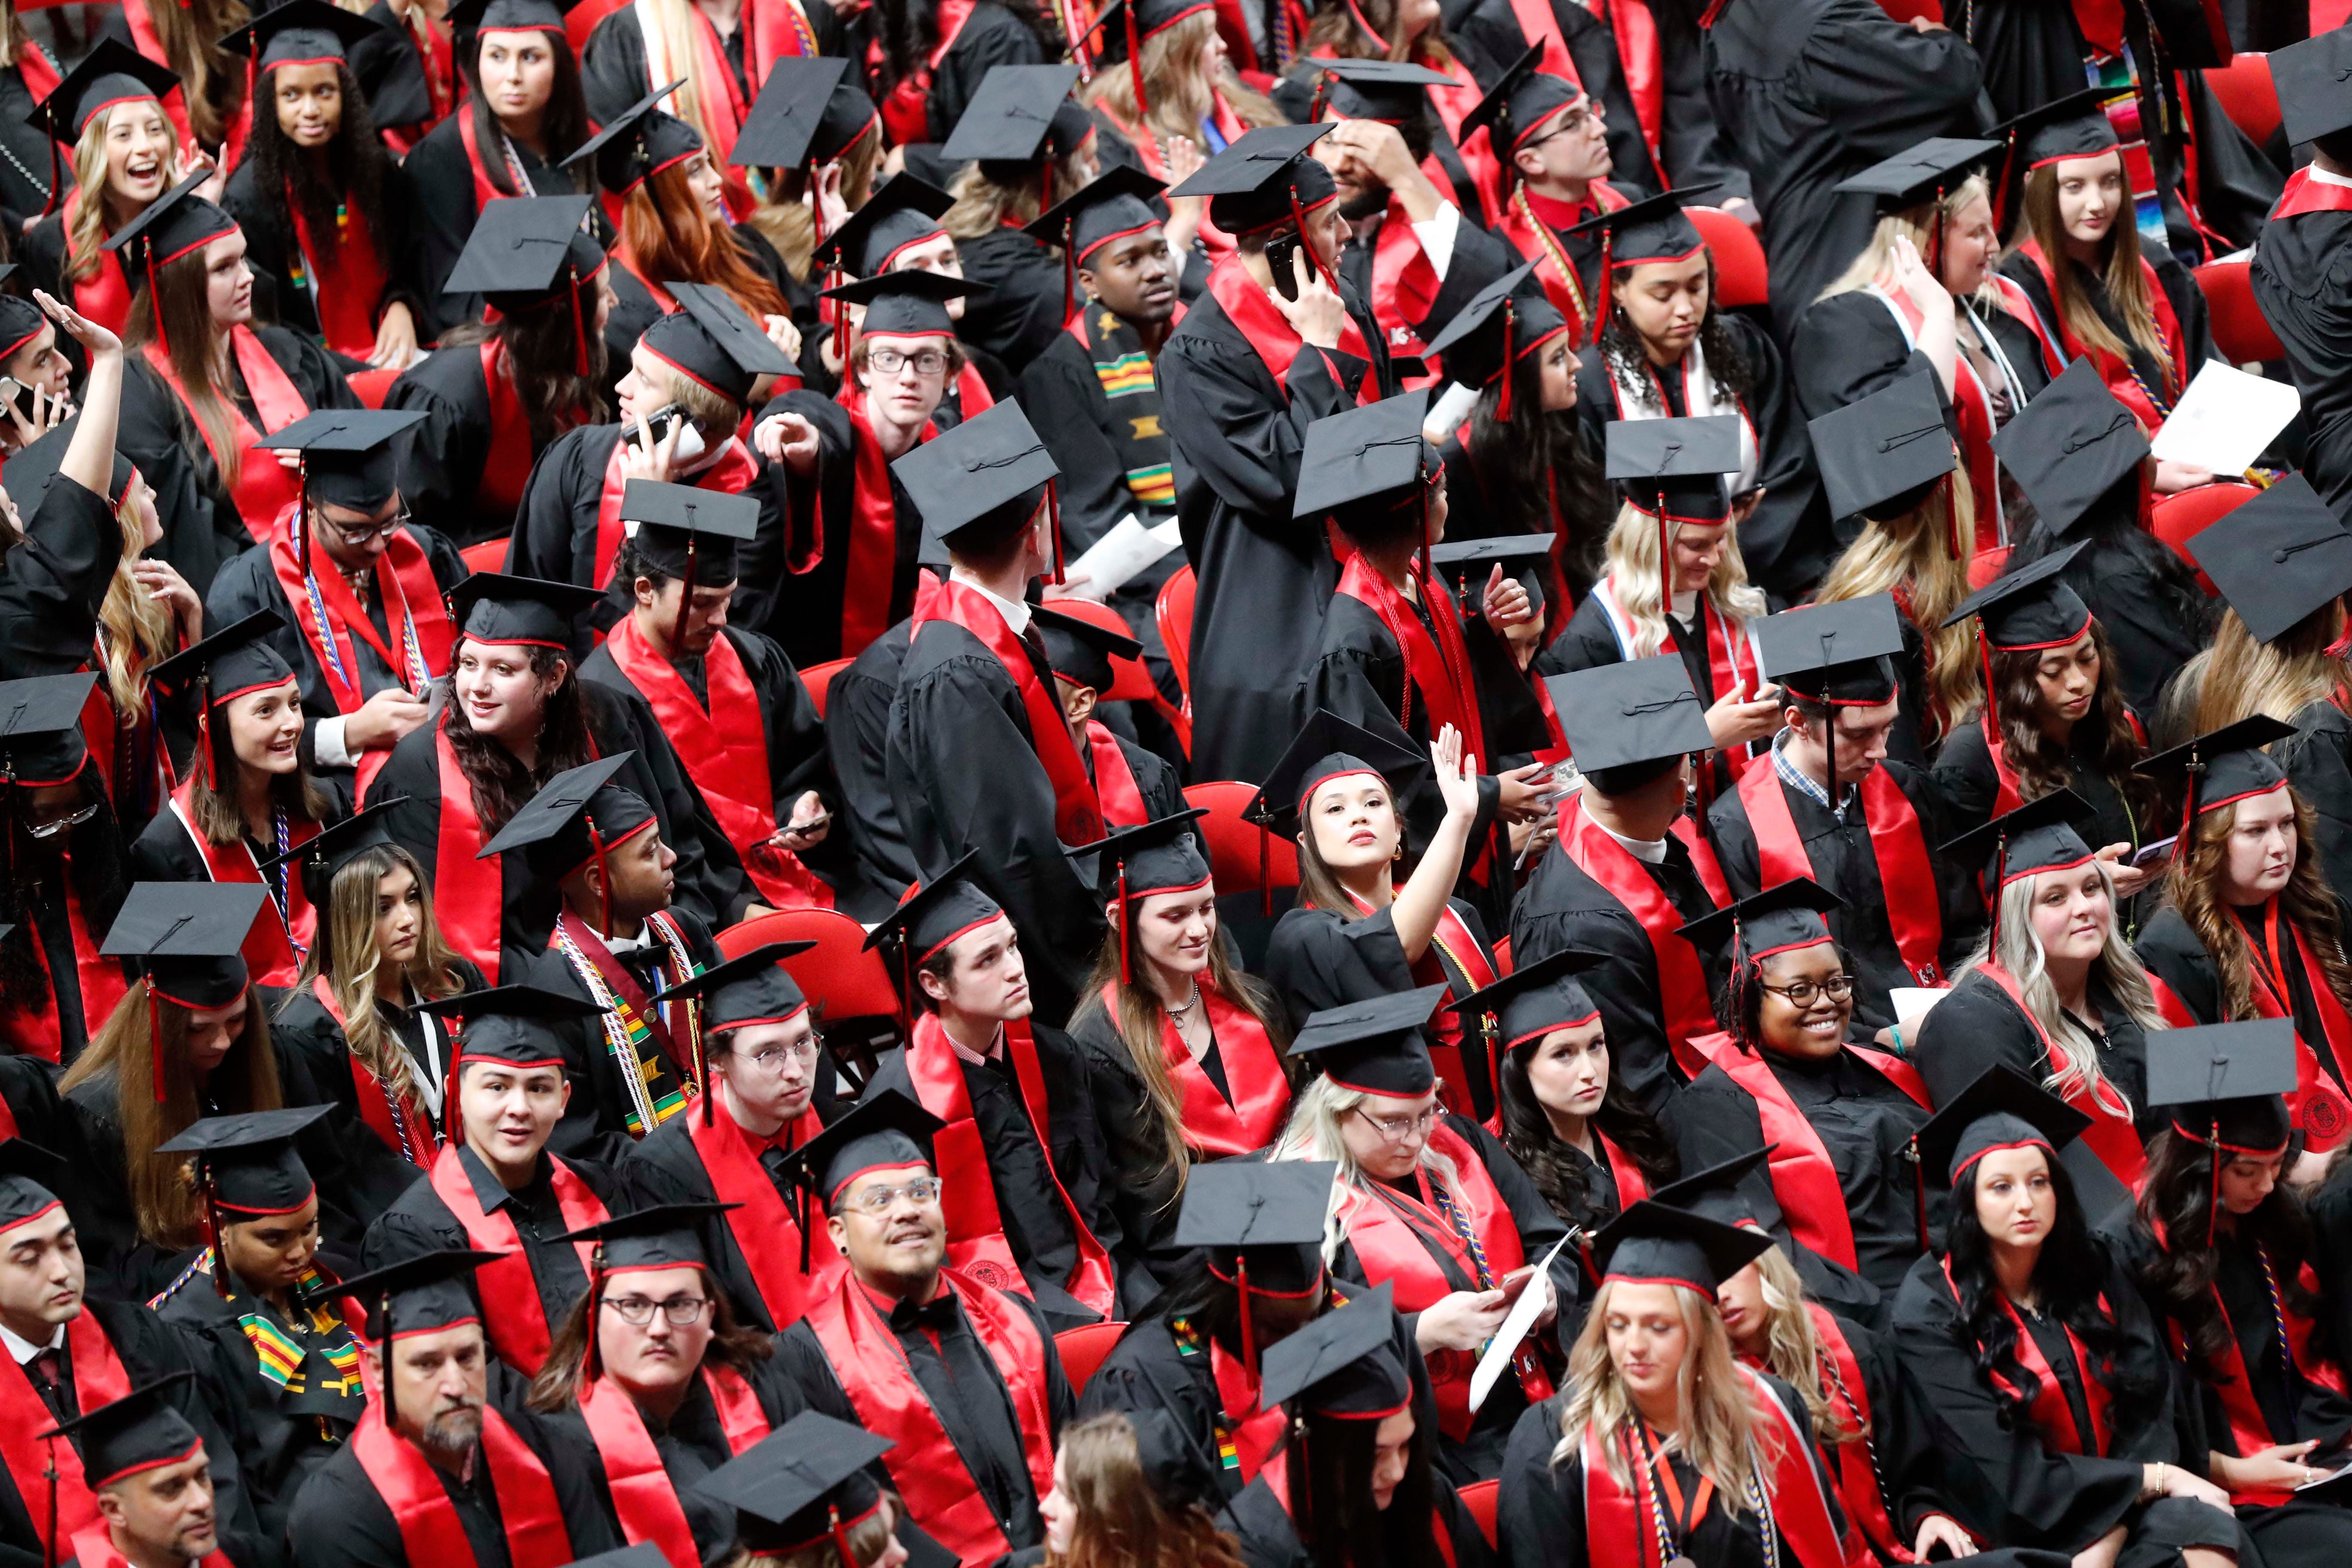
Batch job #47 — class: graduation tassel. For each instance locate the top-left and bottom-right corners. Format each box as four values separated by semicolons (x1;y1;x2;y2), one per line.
1236;1253;1256;1373
1941;471;1960;562
1989;831;2009;956
147;977;167;1104
1496;298;1515;423
1061;218;1077;331
1287;184;1341;297
590;820;612;939
671;533;698;653
1255;807;1273;919
826;1503;860;1568
147;249;167;361
202;1166;230;1298
1116;856;1131;985
796;1182;813;1272
2207;1118;2221;1247
1047;477;1067;587
582;1245;607;1382
568;265;589;379
1908;1135;1928;1252
2179;747;2205;868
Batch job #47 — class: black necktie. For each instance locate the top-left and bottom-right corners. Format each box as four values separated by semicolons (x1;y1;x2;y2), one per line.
24;1348;66;1421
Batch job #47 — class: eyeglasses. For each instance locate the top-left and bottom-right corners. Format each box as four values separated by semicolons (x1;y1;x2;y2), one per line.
739;1037;821;1075
1756;974;1855;1008
24;803;96;840
1524;107;1592;147
601;1294;711;1327
1353;1105;1441;1143
320;506;411;545
848;1177;943;1213
868;348;949;377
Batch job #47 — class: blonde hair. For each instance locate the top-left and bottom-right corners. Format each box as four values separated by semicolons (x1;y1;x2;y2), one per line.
1270;1074;1455;1265
1816;175;1994;306
2018;159;2175;401
1599;498;1768;659
1552;1277;1765;1506
1963;859;2165;1106
1747;1246;1859;1446
1813;479;1981;739
1079;12;1279;156
945;147;1092;239
96;494;171;723
745;122;882;281
285;843;467;1114
64;108;148;287
2193;600;2348;731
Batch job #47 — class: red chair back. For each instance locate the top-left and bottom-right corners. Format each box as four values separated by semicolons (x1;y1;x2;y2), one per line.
799;658;852;720
1157;566;1197;698
1457;1480;1500;1548
2196;259;2286;366
461;538;509;574
1054;1322;1127;1393
1182;781;1300;895
2151;481;2258;597
1047;597;1194;757
2208;52;2280;146
349;366;401;409
1689;207;1768;310
717;908;903;1022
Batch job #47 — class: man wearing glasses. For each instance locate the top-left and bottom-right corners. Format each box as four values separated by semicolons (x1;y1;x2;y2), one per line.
1473;64;1626;349
204;407;468;796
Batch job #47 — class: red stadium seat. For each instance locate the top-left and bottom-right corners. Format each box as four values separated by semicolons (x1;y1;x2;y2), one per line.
2152;481;2259;597
716;908;903;1025
1457;1480;1500;1548
2208;52;2281;147
348;366;401;409
2195;259;2286;366
1689;207;1768;311
1157;565;1196;698
1490;936;1512;975
1182;781;1301;896
1054;1321;1127;1393
798;658;852;721
461;539;508;574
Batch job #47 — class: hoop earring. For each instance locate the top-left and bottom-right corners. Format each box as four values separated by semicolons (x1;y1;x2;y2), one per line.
1391;841;1402;863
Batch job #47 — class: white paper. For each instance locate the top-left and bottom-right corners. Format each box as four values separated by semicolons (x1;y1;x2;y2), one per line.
1064;514;1183;601
1889;987;1950;1023
1469;1233;1571;1413
2150;360;2300;474
1424;381;1479;442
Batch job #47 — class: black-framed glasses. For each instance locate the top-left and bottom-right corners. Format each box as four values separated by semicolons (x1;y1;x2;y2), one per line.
1755;974;1854;1008
601;1294;712;1327
321;506;411;546
868;348;949;377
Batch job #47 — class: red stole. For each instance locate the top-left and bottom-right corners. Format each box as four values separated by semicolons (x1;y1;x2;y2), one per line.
593;435;759;590
58;190;131;336
1688;1031;1930;1271
1972;962;2146;1191
1600;1130;1650;1205
118;0;195;149
1084;721;1148;828
2013;239;2187;430
67;1524;234;1568
347;1403;573;1568
2275;164;2352;221
802;1270;1056;1568
1984;706;2027;820
426;1145;609;1374
5;864;129;1064
477;343;540;523
903;1015;1117;1317
1589;577;1761;785
604;616;830;910
1209;1337;1284;1480
1340;1122;1547;1439
687;1096;844;1329
310;977;438;1166
1874;282;1997;527
579;1366;773;1568
909;581;1104;845
1501;182;1627;347
165;776;317;989
287;190;389;360
455;107;513;214
1590;0;1662;161
1333;554;1487;773
0;1310;132;1562
1096;979;1288;1156
1204;254;1374;401
1557;794;1719;1077
1734;759;1946;988
144;328;309;542
1503;0;1577;81
833;389;937;660
1368;195;1442;377
1945;1258;2114;1456
1803;1304;1908;1562
873;0;975;146
683;0;812;220
427;720;505;983
2229;901;2352;1152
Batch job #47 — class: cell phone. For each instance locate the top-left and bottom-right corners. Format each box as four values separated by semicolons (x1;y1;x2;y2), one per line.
420;676;450;723
623;402;689;447
0;377;32;422
1498;1266;1537;1307
1263;229;1305;301
2132;836;2177;869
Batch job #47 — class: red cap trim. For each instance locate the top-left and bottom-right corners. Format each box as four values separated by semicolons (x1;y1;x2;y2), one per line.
1608;241;1706;272
710;1004;812;1036
0;1199;66;1236
455;1051;569;1075
874;230;943;272
1986;609;2095;654
1996;851;2096;890
2194;781;2290;818
642;344;741;405
916;911;1003;966
263;54;345;73
1297;766;1385;818
1231;191;1338;236
769;1492;890;1556
1204;1255;1327;1295
1503;1012;1601;1051
1306;1397;1409;1420
155;221;242;273
557;813;657;882
213;1188;318;1217
1602;1271;1715;1295
2169;1121;2290;1158
1951;1136;2053;1182
75;92;161;133
1510;94;1591;153
629;147;700;193
90;1436;204;1490
1482;322;1568;385
2028;147;2122;174
147;981;229;1011
457;634;570;653
210;674;300;709
825;1158;931;1209
0;325;42;363
389;1315;481;1340
1076;219;1162;265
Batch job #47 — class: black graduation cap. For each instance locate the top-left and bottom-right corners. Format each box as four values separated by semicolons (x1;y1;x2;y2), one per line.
645;941;816;1038
814;175;956;276
442;196;605;315
726;57;853;171
940;65;1087;164
1459;43;1584;157
1427;533;1557;573
561;82;702;195
1243;706;1424;837
1;417;134;515
1989;358;2150;537
476;756;655;889
1449;946;1609;1054
444;0;583;34
1604;414;1741;525
1257;1282;1409;1417
2146;1019;2298;1158
1023;164;1169;267
1538;655;1713;793
0;672;96;786
1080;0;1217;64
0;288;44;362
1645;1147;1775;1232
556;1201;734;1275
1941;541;2094;652
780;1089;945;1208
1419;260;1568;396
1126;1406;1222;1512
1032;603;1143;694
448;572;605;651
156;1106;329;1216
0;1139;70;1234
1170;1160;1334;1303
1590;1198;1774;1293
560;1549;672;1568
27;38;179;144
620;477;759;584
146;609;294;713
1939;787;2099;898
2132;715;2299;827
38;1375;204;1489
219;0;386;69
1832;136;2002;215
1806;370;1958;526
252;408;428;514
1562;184;1721;271
103;882;270;1010
420;983;605;1075
641;282;796;406
2186;472;2352;645
1752;594;1903;707
2273;27;2352;149
1676;877;1844;970
818;270;971;339
861;851;1004;966
1991;87;2120;173
103;172;240;285
1293;392;1433;541
1301;56;1452;122
260;796;405;910
892;400;1061;557
692;1413;895;1556
1287;983;1448;1098
330;1249;504;1419
1070;808;1213;983
1914;1063;2090;1185
1167;123;1338;236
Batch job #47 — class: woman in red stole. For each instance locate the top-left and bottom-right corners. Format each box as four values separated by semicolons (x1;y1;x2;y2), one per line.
1883;1065;2245;1568
1068;811;1294;1264
1494;1198;1853;1568
524;1210;809;1568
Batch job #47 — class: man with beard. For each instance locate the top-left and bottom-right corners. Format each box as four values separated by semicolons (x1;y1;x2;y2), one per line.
48;1378;245;1568
287;1250;616;1568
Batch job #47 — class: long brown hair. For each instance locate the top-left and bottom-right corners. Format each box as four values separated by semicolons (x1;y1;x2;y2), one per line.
2159;788;2352;1027
439;280;610;447
459;33;591;196
285;842;468;1113
186;700;332;846
2017;159;2175;402
944;149;1092;239
623;162;785;321
123;238;242;490
443;644;597;835
1300;0;1453;66
147;0;249;150
2193;600;2349;732
61;982;283;1247
1048;1413;1251;1568
524;1262;774;1411
1813;479;1981;738
1078;12;1279;152
1988;618;2156;826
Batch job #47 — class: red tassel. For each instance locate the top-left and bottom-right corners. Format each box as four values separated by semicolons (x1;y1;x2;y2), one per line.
148;251;165;361
1942;471;1960;562
1116;858;1130;985
1496;298;1514;423
1287;184;1340;297
1062;219;1077;330
828;1506;858;1568
2207;1118;2220;1247
671;536;697;652
568;264;588;379
1047;478;1066;586
1237;1253;1256;1372
583;1251;606;1381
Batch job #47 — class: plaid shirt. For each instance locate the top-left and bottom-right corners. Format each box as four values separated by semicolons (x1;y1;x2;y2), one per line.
1770;729;1855;824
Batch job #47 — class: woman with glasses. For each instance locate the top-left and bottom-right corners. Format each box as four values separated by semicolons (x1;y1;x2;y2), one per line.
528;1205;812;1568
1268;991;1575;1483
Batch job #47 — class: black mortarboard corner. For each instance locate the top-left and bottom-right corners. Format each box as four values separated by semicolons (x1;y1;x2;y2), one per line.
561;82;702;195
1426;533;1557;620
38;1374;203;1490
1831;135;2000;276
144;608;296;790
327;1248;502;1427
448;572;605;654
1301;56;1452;122
253;408;428;536
1459;43;1584;162
1538;654;1713;796
2146;1021;2300;1237
1807;370;1960;545
1675;878;1843;1038
1295;392;1436;573
102;882;269;1103
554;1201;735;1376
1943;541;2093;650
0;287;43;364
727;58;853;173
1258;1282;1409;1418
940;64;1087;167
0;671;95;789
444;0;583;35
28;39;179;150
646;939;815;1127
4;417;135;518
2274;27;2352;149
442;196;605;376
641;281;795;406
1420;260;1566;413
220;0;385;71
157;1106;329;1296
0;1138;69;1235
1023;164;1167;318
1913;1063;2090;1189
1562;183;1720;274
1287;983;1447;1098
476;756;652;927
1170;1161;1335;1370
103;173;239;355
815;175;955;277
1167;123;1339;258
1996;86;2122;175
1068;808;1212;984
1989;357;2149;539
859;851;1004;1024
1447;948;1608;1114
1081;0;1216;67
892;400;1065;573
1590;1198;1773;1295
1753;594;1902;711
259;797;405;923
2187;472;2352;645
693;1413;895;1558
1032;603;1143;694
1605;414;1741;610
1938;788;2098;949
1646;1147;1775;1233
2132;715;2298;863
619;477;759;646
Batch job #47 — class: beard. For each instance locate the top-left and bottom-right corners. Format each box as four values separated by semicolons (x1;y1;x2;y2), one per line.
1339;185;1390;222
419;1403;484;1459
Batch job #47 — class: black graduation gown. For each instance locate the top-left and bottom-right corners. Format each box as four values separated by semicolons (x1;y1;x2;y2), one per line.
0;54;56;232
823;616;919;922
346;1;444;145
775;1276;1075;1549
861;1027;1122;1328
1014;324;1179;573
578;0;843;129
1064;1002;1235;1293
883;610;1109;1026
2274;699;2352;908
358;1146;623;1331
617;1102;836;1334
373;681;752;975
1076;1315;1250;1499
0;1057;104;1266
1929;717;2145;858
202;524;471;780
2006;526;2214;723
875;0;1051;146
380;344;552;548
1447;0;1657;189
0;818;130;1072
1790;289;2052;427
1998;250;2219;430
1570;314;1831;599
1160;277;1396;784
1218;1462;1496;1568
1333;205;1515;364
285;1387;621;1568
0;476;118;677
220;160;428;358
2303;1161;2352;1417
1497;1375;1838;1568
1699;0;1981;347
2253;195;2352;520
2135;902;2352;1096
401;110;589;337
951;228;1075;380
1704;757;1969;1031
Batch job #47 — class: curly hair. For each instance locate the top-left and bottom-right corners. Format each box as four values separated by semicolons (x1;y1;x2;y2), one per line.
2159;788;2352;1029
1495;1035;1677;1229
245;61;390;283
1599;263;1754;413
1458;349;1612;603
2131;1127;2323;1375
1987;619;2156;826
443;644;597;836
524;1262;775;1411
